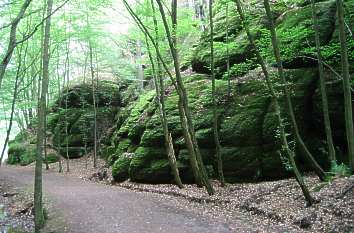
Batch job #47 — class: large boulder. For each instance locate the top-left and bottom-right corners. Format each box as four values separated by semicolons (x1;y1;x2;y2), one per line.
108;66;353;183
48;81;121;158
191;0;353;77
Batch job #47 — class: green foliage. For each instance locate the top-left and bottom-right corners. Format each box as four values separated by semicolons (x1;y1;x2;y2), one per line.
46;153;60;164
327;162;352;178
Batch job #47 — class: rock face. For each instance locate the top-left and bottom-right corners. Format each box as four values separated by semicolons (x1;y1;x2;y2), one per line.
47;81;121;158
6;132;36;166
192;0;354;77
105;0;354;183
9;0;353;184
6;132;59;166
106;68;352;183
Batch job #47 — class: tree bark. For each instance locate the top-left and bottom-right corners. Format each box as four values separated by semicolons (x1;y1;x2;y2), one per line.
311;0;337;166
64;38;70;173
209;0;225;186
56;51;63;173
263;0;326;181
0;47;23;167
34;0;53;231
157;0;214;195
0;0;33;90
336;0;354;172
145;30;183;188
89;42;98;169
236;0;315;206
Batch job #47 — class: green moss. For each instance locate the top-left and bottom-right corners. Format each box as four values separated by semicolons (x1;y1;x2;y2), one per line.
129;147;170;183
112;153;133;182
118;91;155;140
58;146;86;159
19;145;36;166
7;143;26;165
46;153;60;164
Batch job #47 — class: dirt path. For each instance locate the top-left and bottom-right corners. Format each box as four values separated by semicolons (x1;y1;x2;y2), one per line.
0;166;243;233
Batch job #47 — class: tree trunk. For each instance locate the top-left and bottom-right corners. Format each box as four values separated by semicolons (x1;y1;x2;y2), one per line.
311;0;337;166
0;48;23;167
209;0;225;186
236;0;315;206
123;0;213;193
64;39;70;173
136;39;144;91
44;93;49;170
225;3;231;99
263;0;326;181
145;31;183;188
157;0;214;195
89;42;98;169
34;0;53;231
56;51;63;173
336;0;354;172
0;0;33;90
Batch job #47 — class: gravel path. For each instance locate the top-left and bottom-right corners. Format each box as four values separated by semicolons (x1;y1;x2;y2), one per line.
0;166;242;233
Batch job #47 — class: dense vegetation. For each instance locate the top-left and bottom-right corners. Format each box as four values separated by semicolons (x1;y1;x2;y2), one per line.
0;0;353;231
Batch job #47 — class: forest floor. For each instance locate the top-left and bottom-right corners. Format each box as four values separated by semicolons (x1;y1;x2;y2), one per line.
0;177;34;232
1;156;353;233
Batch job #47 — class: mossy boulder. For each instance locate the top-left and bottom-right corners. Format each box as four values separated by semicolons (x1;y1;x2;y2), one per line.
192;0;352;77
106;0;354;184
109;67;353;183
112;153;134;182
45;153;60;164
129;147;172;183
48;81;121;158
7;143;36;166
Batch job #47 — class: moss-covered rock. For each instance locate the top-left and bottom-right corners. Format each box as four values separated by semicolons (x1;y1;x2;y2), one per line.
7;143;36;166
48;81;121;158
192;0;353;77
112;153;134;182
108;66;353;184
129;147;172;183
46;153;60;164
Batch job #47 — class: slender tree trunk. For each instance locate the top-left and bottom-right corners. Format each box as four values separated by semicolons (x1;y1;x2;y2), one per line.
124;0;212;193
157;0;214;195
311;0;337;166
236;0;315;206
0;0;33;90
64;39;70;173
145;33;184;188
56;52;63;173
336;0;354;171
263;0;326;181
226;3;231;99
34;0;53;231
83;52;89;169
89;42;97;169
209;0;225;186
44;93;49;170
136;39;144;91
0;49;23;167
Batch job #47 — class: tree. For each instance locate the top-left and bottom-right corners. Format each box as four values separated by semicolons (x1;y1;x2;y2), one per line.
225;2;231;99
235;0;315;206
209;0;225;186
263;0;326;181
156;0;214;195
0;0;33;90
34;0;53;231
145;0;183;188
123;0;214;195
0;46;25;167
311;0;337;167
336;0;354;172
55;50;63;173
